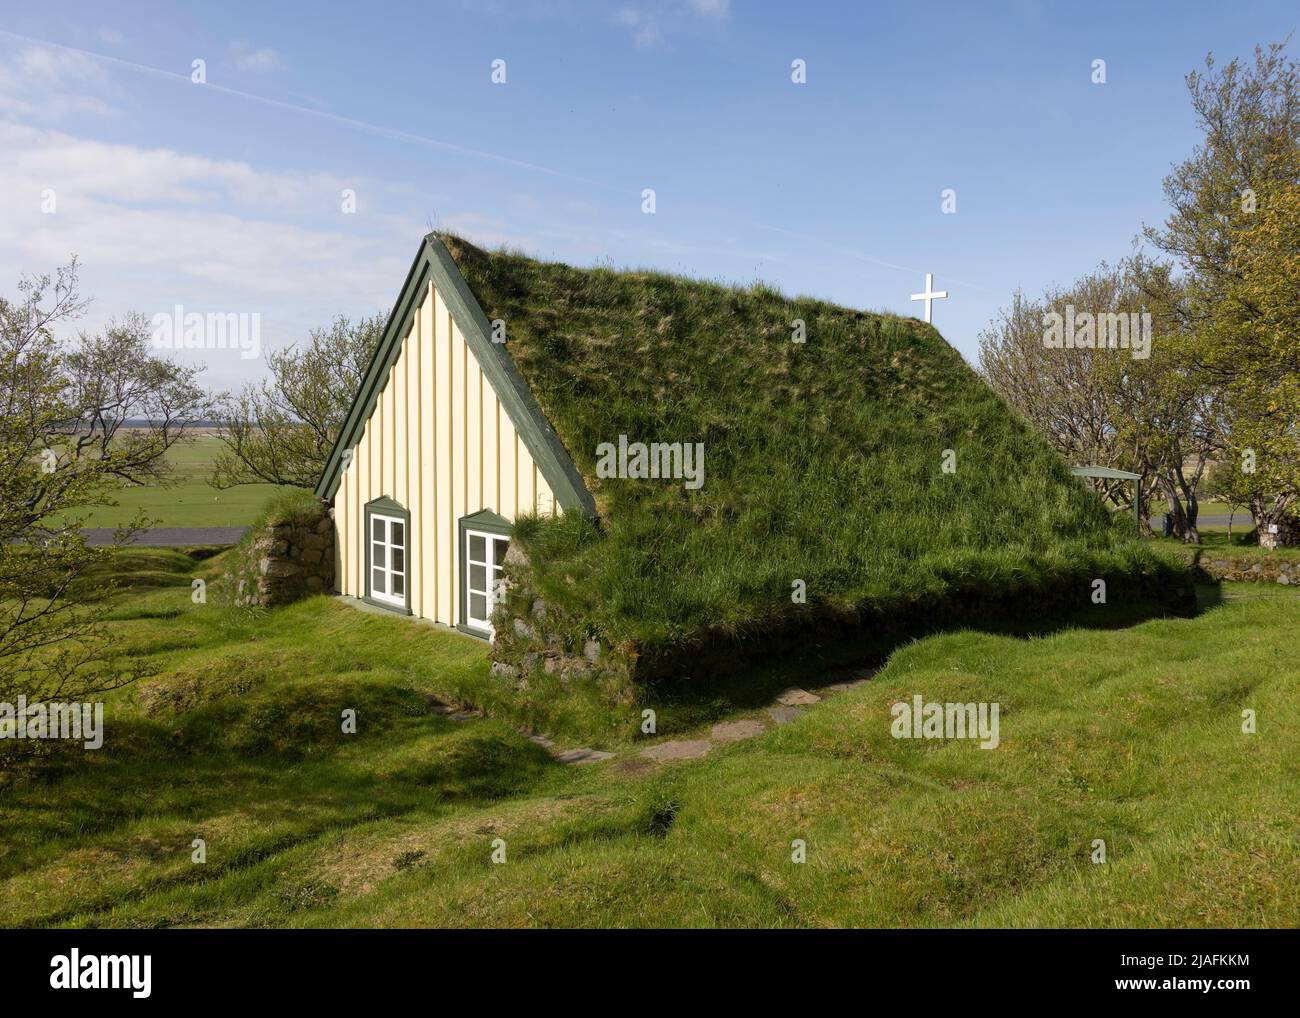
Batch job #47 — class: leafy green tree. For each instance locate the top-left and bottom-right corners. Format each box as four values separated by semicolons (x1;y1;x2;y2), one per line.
1205;455;1259;543
1144;40;1300;544
1;262;209;704
212;315;384;489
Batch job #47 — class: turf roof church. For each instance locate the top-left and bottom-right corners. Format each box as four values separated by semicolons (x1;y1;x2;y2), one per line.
319;231;1178;678
315;233;593;638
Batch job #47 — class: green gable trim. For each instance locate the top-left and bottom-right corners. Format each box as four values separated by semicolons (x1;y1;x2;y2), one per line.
365;495;407;514
363;495;412;616
460;507;513;532
457;511;514;641
315;234;596;518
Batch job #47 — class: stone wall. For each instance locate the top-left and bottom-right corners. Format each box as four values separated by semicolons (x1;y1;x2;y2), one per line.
487;541;635;706
1189;550;1300;585
489;543;1195;697
228;505;335;607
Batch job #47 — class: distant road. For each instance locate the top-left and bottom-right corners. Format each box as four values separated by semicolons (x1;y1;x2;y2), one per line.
80;527;248;547
1197;513;1253;527
1148;513;1253;528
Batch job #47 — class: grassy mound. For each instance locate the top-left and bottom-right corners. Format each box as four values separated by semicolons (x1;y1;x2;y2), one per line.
299;585;1300;929
444;235;1190;668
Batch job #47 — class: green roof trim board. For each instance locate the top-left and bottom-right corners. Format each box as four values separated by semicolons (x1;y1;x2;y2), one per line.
315;233;595;516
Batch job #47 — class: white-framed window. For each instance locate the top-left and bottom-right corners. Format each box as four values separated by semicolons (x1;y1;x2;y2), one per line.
369;513;407;609
464;528;510;635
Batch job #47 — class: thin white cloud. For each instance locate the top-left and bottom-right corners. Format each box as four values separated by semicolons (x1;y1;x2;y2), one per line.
0;30;608;188
615;9;663;49
0;44;116;120
613;1;731;48
0;122;403;382
686;0;730;19
232;42;282;73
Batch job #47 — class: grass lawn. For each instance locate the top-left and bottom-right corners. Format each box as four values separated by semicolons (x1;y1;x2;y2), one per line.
1155;531;1300;561
1;550;1295;928
64;435;291;529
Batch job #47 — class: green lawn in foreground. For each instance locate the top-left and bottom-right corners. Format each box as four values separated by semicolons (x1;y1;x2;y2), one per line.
0;550;1294;928
66;436;291;529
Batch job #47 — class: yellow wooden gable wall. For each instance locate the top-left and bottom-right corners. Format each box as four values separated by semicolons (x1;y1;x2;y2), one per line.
331;280;557;626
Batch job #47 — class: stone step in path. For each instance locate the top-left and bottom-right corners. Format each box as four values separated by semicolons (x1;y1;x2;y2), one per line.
710;719;766;742
641;739;712;762
556;747;616;764
774;687;821;706
527;733;614;765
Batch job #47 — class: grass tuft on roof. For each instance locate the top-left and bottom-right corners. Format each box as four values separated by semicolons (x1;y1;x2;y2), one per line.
442;233;1185;657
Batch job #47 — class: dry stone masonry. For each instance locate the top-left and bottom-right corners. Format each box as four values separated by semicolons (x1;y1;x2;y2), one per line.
229;504;335;607
1192;550;1300;585
488;540;634;706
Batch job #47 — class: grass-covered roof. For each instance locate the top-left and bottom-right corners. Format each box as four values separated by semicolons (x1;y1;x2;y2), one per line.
441;233;1171;653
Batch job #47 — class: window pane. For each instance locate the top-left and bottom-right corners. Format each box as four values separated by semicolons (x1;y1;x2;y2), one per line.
470;592;487;622
392;574;404;597
470;563;486;592
392;547;404;573
372;568;385;594
493;538;510;564
372;518;384;541
372;543;385;570
469;534;485;562
392;521;404;546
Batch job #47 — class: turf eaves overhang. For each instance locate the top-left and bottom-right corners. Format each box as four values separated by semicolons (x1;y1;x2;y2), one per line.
315;233;596;516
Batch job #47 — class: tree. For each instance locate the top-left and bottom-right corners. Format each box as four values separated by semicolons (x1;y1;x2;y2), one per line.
212;315;384;489
1205;455;1262;543
1201;151;1300;539
977;263;1219;537
1106;258;1225;544
1144;41;1297;318
978;277;1121;473
0;262;210;705
1144;40;1300;544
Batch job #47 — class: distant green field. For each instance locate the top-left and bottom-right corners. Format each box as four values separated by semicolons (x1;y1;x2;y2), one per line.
69;436;292;529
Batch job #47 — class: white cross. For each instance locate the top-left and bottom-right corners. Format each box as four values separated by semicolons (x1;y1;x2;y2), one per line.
910;273;948;324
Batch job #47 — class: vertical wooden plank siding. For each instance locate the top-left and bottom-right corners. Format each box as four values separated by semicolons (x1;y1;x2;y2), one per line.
406;312;422;619
419;283;436;621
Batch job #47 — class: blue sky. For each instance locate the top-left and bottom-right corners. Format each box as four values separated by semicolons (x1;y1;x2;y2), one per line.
0;1;1295;390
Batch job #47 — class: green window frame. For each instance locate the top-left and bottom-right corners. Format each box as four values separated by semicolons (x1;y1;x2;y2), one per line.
457;509;513;639
363;496;412;615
